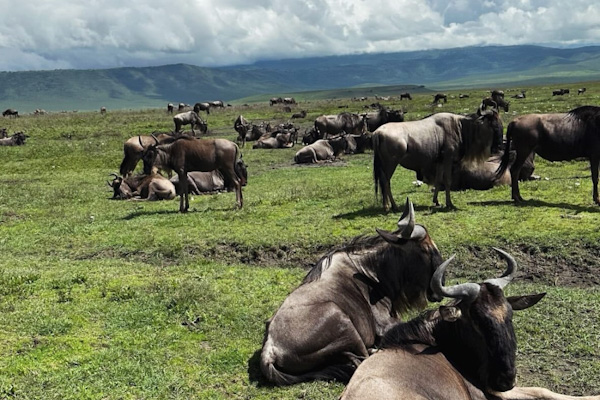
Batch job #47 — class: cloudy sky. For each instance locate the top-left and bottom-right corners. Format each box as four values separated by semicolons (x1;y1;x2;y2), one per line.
1;0;599;72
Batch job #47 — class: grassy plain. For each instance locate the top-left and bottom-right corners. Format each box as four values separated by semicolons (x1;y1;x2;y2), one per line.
1;83;600;399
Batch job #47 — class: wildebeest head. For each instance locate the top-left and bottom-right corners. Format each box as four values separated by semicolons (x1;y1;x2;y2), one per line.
140;135;161;175
466;108;503;159
107;173;130;199
427;249;545;392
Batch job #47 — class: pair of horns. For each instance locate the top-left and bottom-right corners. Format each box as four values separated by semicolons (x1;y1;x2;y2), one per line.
431;248;517;304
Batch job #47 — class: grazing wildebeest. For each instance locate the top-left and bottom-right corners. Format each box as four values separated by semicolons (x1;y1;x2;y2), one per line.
234;115;251;147
2;109;18;118
399;92;412;100
373;110;502;210
173;111;207;135
167;103;174;114
141;136;244;212
552;89;570;96
108;173;176;201
294;135;351;163
363;108;404;132
100;106;107;114
314;112;367;138
119;132;178;177
291;110;307;119
193;102;211;114
33;109;47;115
260;200;444;385
459;93;470;98
341;250;585;400
209;100;224;108
433;93;447;103
578;88;587;95
0;132;27;146
178;103;188;111
283;97;296;104
497;105;600;205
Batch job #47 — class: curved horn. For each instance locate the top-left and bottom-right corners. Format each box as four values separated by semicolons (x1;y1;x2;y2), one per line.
138;135;144;147
397;197;415;238
109;173;119;178
151;133;159;145
484;248;517;289
431;255;481;303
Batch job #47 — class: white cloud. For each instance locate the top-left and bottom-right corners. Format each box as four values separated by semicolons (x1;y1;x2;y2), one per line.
0;0;599;71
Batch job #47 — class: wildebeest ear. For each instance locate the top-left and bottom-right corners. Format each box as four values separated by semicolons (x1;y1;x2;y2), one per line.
507;293;546;311
376;228;403;244
439;305;461;322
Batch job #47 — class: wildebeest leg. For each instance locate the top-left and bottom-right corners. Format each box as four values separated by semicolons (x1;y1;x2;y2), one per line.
442;159;455;209
495;387;600;399
221;167;243;208
510;150;534;203
591;157;599;204
177;171;188;212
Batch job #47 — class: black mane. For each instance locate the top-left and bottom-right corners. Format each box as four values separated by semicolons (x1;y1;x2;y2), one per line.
567;105;600;121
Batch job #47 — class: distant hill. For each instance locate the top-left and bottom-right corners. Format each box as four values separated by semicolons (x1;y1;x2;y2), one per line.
2;45;600;112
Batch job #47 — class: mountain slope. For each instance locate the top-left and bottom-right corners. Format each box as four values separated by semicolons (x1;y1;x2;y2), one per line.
2;45;600;112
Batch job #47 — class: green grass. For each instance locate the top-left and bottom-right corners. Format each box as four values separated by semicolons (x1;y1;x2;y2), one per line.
1;82;600;399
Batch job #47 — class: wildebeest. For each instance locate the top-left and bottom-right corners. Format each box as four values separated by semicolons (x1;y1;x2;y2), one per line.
578;88;587;95
0;132;27;146
234;115;251;147
269;97;283;106
0;128;7;138
552;89;569;96
108;172;176;201
373;110;502;210
253;130;296;149
178;103;188;111
363;108;404;132
167;103;174;114
170;159;248;195
433;93;447;103
193;102;211;114
294;135;352;163
283;97;296;104
511;91;527;99
209;100;224;108
33;109;47;115
100;106;107;114
141;136;244;212
119;132;178;177
314;112;367;138
481;96;510;112
260;200;443;385
341;249;557;400
2;109;18;118
291;110;307;119
399;92;412;100
497;105;600;205
173;111;207;135
459;93;470;99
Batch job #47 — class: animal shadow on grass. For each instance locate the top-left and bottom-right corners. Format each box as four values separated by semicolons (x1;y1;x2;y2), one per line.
247;348;272;387
470;199;600;213
121;206;234;220
334;203;441;220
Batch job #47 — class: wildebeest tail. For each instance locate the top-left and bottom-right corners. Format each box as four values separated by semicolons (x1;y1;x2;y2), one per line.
495;121;514;179
119;152;137;177
260;340;355;385
234;149;248;186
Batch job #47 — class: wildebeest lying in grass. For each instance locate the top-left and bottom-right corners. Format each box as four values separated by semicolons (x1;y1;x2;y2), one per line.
260;199;444;385
119;132;179;177
141;136;245;212
373;110;502;210
341;250;591;400
293;135;353;163
173;111;207;135
0;132;27;146
496;105;600;205
169;159;248;195
253;129;297;149
108;173;176;201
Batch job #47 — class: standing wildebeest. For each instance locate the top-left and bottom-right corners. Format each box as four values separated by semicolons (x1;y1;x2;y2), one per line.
209;100;224;108
433;93;447;103
511;91;527;99
482;96;510;112
234;115;251;147
141;136;244;212
167;103;174;114
373;110;502;210
341;250;592;400
173;111;207;135
108;173;176;201
363;108;404;132
283;97;296;104
294;135;352;163
260;200;444;385
0;132;27;146
578;88;587;95
100;106;107;114
399;92;412;100
119;133;177;177
193;102;211;114
314;112;367;138
497;105;600;205
552;89;570;96
269;97;283;106
2;109;18;117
